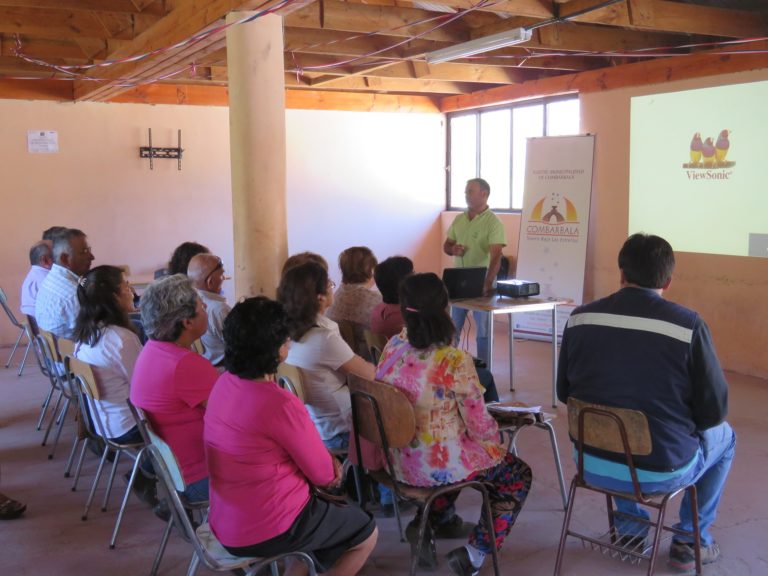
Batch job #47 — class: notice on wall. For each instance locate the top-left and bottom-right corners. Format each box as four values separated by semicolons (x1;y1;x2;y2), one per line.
514;135;595;340
27;130;59;153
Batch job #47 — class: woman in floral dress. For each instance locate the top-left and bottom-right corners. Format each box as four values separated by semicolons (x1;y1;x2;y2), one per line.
376;272;532;576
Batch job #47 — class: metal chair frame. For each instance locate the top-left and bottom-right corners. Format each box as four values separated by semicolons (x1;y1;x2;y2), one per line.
125;400;210;575
64;355;145;541
144;425;318;576
276;363;361;502
348;374;501;576
36;331;80;466
498;409;568;509
1;286;33;376
554;399;702;575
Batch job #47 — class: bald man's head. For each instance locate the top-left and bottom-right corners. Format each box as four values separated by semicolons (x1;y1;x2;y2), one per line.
188;253;225;294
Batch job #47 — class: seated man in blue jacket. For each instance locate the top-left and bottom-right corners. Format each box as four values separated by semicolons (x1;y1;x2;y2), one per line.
557;233;735;573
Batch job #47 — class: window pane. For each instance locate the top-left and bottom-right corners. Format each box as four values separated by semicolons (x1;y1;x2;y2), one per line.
449;114;477;208
512;104;543;210
546;98;580;136
479;109;511;210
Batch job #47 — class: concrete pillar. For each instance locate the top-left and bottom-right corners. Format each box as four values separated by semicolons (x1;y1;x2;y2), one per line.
226;12;287;299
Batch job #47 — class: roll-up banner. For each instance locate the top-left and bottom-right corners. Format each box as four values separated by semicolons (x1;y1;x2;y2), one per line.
513;135;595;340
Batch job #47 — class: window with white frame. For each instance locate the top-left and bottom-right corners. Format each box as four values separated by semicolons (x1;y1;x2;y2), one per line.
447;96;580;211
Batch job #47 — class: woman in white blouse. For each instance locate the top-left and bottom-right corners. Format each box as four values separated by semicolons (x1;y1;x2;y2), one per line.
277;260;375;450
74;265;143;444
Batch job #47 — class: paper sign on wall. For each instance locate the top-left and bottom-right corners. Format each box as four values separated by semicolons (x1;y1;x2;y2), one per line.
28;130;59;153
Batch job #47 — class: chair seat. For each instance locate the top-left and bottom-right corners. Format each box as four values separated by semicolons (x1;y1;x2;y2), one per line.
196;523;261;569
369;469;468;501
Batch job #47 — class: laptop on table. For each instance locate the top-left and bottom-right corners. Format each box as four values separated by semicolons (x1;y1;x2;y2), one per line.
442;267;487;300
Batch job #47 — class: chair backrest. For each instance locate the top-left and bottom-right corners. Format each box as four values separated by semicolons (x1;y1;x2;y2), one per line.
57;337;76;359
336;319;357;350
66;355;100;399
363;329;388;364
64;354;106;444
0;287;24;328
146;442;207;552
25;314;40;336
276;362;306;403
347;374;416;450
191;339;205;355
35;330;61;382
567;397;652;456
567;397;653;497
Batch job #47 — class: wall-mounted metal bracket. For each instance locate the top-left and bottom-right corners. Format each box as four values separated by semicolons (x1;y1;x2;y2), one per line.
139;128;183;170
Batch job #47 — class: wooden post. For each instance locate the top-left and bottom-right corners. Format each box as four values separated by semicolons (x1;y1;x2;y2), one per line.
227;12;287;299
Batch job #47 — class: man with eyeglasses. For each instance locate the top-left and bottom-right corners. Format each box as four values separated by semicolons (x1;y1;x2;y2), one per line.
35;228;95;339
187;253;229;368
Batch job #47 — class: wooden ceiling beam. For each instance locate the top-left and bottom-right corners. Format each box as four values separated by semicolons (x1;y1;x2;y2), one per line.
560;0;768;38
339;59;534;83
441;44;768;112
0;77;72;99
0;7;138;40
0;35;88;60
106;82;442;112
472;19;688;53
284;0;470;43
343;0;554;19
72;0;282;102
0;0;166;15
287;73;478;94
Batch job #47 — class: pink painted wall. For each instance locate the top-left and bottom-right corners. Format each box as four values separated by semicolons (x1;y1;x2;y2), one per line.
580;68;768;379
0;101;446;350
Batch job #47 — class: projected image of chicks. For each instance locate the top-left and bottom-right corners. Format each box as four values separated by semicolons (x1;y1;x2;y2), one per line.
702;137;716;167
683;129;734;169
715;129;731;164
542;192;565;223
690;132;703;165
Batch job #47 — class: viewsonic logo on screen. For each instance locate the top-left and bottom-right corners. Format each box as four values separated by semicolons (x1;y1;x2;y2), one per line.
526;191;580;241
683;130;735;180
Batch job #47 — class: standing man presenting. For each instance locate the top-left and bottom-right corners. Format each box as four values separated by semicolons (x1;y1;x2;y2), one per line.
557;233;735;572
443;178;506;365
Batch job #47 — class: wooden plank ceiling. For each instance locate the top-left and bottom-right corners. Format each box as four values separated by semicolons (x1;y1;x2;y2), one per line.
0;0;766;103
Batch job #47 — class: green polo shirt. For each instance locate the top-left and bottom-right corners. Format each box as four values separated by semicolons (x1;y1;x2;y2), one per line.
447;208;506;268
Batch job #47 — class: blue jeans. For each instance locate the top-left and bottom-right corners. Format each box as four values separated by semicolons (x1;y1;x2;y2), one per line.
451;307;489;366
613;422;735;546
183;477;209;504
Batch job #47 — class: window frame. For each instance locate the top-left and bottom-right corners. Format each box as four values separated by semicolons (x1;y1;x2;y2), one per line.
445;94;579;212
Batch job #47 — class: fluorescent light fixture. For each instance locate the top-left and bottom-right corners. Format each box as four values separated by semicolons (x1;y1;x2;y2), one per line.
425;27;533;65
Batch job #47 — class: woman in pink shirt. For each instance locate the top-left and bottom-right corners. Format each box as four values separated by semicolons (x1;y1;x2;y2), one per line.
130;274;217;504
204;297;377;574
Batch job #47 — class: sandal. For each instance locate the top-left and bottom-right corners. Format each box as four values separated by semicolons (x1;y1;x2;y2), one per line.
0;497;27;520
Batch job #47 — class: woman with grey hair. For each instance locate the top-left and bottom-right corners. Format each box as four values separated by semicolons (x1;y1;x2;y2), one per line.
129;274;217;503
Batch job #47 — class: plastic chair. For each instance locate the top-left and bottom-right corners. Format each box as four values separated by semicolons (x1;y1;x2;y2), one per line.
348;374;500;576
126;400;209;575
64;355;145;537
191;339;205;355
554;397;702;575
36;331;80;465
0;286;33;376
144;425;318;576
363;329;387;364
276;362;305;402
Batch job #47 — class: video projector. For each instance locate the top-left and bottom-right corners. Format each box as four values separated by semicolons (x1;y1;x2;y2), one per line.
496;279;540;298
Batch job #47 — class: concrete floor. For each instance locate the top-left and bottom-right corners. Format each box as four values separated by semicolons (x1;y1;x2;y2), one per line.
1;324;766;575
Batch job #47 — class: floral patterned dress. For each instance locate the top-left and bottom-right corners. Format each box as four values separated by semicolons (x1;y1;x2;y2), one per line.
376;329;505;487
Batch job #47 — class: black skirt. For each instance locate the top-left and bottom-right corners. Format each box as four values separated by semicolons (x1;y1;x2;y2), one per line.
224;495;376;572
